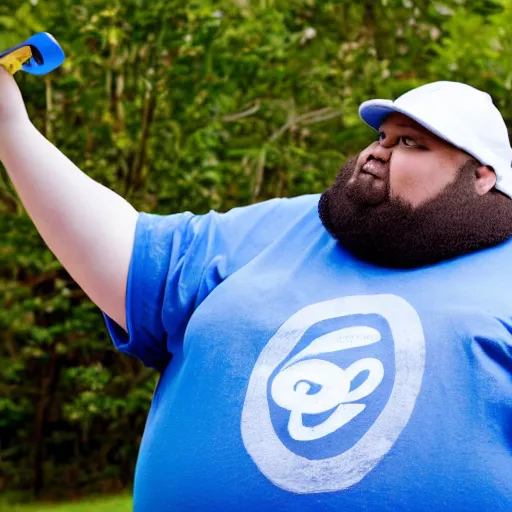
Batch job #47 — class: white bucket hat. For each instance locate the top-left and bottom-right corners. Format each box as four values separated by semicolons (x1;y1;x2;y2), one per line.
359;81;512;198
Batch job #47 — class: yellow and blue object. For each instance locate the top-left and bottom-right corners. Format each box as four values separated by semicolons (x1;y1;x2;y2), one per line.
0;32;64;75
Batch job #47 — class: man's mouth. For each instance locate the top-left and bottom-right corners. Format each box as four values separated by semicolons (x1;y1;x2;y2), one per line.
360;161;388;180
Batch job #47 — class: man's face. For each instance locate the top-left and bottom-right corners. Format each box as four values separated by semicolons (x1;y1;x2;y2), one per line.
352;112;471;207
318;113;512;268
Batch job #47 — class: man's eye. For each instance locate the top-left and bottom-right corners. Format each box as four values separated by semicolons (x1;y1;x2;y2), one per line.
378;133;424;149
400;136;417;147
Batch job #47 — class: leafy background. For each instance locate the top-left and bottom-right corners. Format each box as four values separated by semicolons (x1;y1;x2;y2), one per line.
1;0;511;501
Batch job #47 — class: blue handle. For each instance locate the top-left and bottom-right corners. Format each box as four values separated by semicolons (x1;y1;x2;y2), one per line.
0;33;65;75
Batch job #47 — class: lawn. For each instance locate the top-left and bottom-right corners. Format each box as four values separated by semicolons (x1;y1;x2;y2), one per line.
0;494;132;512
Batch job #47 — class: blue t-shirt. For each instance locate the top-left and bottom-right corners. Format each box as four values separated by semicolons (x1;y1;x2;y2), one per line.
104;194;512;511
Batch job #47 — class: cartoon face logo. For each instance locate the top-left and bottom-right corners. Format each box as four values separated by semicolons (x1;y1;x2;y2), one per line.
241;294;425;494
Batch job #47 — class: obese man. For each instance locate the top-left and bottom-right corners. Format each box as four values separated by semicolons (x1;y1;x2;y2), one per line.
1;69;511;510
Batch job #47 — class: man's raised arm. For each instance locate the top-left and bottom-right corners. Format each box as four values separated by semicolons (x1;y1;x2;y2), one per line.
0;67;137;332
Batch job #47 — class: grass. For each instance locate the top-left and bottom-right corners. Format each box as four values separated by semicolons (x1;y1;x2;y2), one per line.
0;494;132;512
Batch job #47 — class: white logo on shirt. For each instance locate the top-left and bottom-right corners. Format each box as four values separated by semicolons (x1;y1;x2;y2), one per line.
241;294;425;494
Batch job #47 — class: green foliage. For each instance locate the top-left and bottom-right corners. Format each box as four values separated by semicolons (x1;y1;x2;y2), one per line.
1;0;511;499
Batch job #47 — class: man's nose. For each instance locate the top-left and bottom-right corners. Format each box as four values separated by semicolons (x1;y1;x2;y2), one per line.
367;140;392;163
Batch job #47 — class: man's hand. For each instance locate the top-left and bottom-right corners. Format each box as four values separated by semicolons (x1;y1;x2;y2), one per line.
0;66;29;128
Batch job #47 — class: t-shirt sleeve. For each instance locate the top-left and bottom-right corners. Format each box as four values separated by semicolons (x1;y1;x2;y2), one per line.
102;195;318;371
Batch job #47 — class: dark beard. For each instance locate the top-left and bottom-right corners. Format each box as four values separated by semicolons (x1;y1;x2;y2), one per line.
318;157;512;268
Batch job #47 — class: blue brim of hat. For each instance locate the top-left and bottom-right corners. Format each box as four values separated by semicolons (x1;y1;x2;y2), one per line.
359;100;400;131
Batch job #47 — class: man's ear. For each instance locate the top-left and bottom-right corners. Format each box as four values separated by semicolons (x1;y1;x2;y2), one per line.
474;165;496;195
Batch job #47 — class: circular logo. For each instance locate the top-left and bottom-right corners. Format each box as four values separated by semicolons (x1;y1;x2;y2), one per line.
241;294;425;494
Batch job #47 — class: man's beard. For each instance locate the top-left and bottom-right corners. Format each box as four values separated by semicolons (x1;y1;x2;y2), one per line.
318;157;512;268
